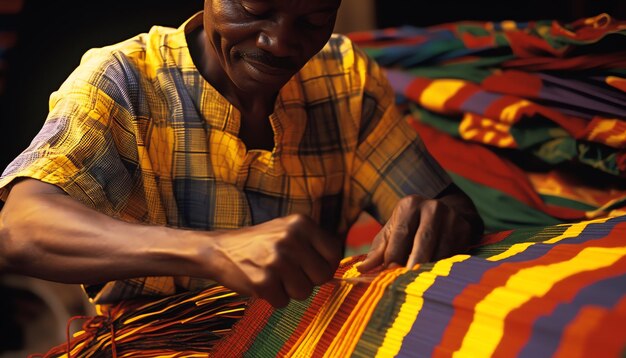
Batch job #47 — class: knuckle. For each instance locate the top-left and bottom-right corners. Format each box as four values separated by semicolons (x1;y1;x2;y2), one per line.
423;199;440;214
400;194;422;208
288;213;310;226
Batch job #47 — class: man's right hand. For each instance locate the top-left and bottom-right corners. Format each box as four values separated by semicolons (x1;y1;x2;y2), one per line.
1;179;342;309
194;214;343;308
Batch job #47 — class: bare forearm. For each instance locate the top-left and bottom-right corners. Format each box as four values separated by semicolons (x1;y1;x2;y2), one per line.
0;179;344;307
0;180;197;284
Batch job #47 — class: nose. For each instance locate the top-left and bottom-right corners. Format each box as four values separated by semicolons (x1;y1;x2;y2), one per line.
257;18;301;58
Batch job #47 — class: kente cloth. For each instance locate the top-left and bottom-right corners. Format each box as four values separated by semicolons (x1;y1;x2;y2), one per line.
36;215;626;357
343;14;626;240
214;214;626;357
0;12;450;303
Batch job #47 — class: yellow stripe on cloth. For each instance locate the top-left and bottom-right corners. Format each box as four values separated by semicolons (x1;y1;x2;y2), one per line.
453;245;626;358
286;266;362;357
324;268;407;357
487;217;612;262
419;79;466;113
375;255;470;358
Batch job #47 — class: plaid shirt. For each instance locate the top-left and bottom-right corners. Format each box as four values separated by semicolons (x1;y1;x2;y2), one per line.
0;13;450;303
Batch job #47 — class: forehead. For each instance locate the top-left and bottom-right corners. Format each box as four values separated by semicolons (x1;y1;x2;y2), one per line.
235;0;341;12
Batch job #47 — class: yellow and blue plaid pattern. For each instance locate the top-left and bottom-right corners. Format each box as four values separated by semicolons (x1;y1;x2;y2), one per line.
0;13;450;303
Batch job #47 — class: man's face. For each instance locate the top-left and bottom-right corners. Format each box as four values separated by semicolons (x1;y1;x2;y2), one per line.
203;0;341;95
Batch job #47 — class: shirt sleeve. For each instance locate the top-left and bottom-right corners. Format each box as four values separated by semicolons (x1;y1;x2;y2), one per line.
0;50;135;211
0;49;176;303
348;46;452;224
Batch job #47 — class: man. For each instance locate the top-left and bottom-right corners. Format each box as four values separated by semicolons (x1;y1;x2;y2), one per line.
0;0;481;316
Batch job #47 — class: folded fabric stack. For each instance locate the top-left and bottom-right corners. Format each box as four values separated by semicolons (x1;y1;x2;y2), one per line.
215;215;626;357
347;14;626;237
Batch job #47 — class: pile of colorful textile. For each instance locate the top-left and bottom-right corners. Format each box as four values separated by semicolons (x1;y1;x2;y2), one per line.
346;14;626;254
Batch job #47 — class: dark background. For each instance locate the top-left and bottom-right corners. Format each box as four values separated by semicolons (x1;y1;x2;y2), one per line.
1;0;625;178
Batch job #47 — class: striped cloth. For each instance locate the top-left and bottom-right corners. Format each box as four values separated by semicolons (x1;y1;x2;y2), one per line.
37;214;626;357
343;14;626;245
213;214;626;357
0;12;450;303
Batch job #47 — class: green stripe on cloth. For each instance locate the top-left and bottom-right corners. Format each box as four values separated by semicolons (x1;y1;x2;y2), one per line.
243;287;319;357
449;172;565;232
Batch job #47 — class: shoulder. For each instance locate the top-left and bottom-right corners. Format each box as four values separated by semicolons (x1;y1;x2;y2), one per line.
52;25;180;110
75;24;178;81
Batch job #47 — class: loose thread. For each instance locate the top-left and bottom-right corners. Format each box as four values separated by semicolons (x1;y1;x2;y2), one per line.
66;315;92;358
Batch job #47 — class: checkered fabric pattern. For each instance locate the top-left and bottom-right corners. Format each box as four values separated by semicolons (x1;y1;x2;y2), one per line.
0;13;450;303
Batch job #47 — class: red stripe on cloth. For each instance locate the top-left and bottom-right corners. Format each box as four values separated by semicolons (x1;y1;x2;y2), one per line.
481;70;543;98
493;251;626;357
579;293;626;358
461;32;497;49
433;221;626;356
405;77;433;99
410;119;586;219
278;257;363;356
505;30;567;58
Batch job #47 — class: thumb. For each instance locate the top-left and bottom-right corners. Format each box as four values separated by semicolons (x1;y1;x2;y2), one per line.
358;243;385;273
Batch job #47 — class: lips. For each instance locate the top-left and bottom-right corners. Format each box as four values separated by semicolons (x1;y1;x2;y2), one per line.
236;49;298;81
243;58;294;76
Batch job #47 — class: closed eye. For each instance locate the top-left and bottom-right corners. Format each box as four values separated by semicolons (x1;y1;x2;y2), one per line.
241;2;271;17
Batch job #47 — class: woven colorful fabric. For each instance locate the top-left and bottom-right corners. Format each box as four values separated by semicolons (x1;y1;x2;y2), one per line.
344;14;626;239
214;214;626;357
33;215;626;357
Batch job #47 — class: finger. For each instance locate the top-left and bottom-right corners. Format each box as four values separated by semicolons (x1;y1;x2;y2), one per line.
382;220;418;268
382;198;421;268
256;272;291;308
406;204;438;268
297;241;337;285
298;218;343;270
358;226;388;272
280;264;315;301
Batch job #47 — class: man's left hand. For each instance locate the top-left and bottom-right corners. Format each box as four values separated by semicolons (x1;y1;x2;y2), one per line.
358;187;482;272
